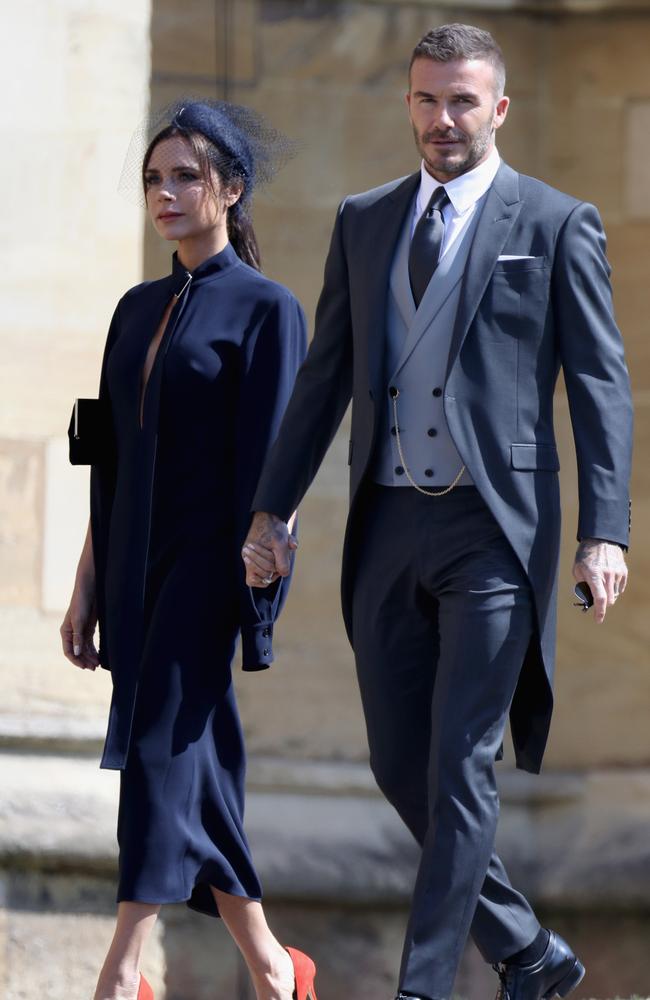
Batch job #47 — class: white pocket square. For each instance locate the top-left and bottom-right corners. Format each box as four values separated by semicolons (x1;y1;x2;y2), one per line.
497;255;537;261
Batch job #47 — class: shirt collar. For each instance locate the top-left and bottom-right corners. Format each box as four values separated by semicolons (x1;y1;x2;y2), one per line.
416;146;501;217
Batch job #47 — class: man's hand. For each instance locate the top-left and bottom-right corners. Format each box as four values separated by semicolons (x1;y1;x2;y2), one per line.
573;538;628;623
242;511;297;588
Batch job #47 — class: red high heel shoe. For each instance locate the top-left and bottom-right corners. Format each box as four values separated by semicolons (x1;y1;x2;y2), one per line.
286;947;318;1000
137;974;154;1000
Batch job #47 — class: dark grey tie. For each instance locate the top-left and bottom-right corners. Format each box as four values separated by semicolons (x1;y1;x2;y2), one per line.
408;185;450;308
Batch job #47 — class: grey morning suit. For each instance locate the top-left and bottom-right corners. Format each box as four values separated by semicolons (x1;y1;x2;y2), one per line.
253;161;633;997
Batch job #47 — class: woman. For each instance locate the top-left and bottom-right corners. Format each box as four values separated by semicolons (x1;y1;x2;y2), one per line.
60;100;316;1000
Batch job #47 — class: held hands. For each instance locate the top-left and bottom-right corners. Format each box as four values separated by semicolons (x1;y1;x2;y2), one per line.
242;511;297;587
573;538;628;624
60;581;100;670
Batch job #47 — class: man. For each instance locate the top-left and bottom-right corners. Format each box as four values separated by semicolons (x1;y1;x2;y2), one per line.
242;24;632;1000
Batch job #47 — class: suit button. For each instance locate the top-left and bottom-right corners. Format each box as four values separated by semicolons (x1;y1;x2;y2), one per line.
262;648;270;657
432;387;442;397
424;469;434;478
395;466;404;476
262;627;271;638
427;428;437;437
389;385;399;398
391;425;399;436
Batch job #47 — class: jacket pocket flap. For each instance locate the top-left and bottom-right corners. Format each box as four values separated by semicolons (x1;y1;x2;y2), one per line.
511;443;560;471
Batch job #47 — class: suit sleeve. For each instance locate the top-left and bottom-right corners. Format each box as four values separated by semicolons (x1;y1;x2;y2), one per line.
89;302;122;669
251;200;354;521
552;201;633;547
235;291;308;670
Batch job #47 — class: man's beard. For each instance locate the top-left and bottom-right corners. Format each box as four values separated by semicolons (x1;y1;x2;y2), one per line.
415;119;494;178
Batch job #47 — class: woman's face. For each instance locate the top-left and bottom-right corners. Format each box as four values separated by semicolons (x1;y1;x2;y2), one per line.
143;135;240;242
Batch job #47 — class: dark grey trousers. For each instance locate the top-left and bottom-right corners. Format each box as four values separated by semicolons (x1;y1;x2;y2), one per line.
351;484;542;999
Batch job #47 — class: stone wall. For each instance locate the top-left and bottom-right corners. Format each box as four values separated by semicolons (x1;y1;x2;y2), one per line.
2;2;650;998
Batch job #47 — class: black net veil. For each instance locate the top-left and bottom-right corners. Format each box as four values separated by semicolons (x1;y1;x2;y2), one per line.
118;97;297;207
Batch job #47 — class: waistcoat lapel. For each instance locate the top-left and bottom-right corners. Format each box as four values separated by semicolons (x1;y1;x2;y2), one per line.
391;200;482;376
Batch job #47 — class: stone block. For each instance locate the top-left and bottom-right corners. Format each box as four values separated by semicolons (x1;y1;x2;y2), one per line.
41;437;90;614
259;2;422;88
544;396;649;770
542;101;625;216
607;222;650;383
0;0;148;439
546;14;650;103
497;98;542;176
151;0;257;85
1;873;166;1000
624;100;650;220
0;442;43;606
0;608;112;726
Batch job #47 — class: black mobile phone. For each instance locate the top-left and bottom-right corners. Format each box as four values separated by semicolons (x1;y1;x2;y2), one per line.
573;581;594;611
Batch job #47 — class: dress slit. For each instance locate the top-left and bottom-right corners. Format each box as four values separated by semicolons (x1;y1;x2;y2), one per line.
139;297;176;429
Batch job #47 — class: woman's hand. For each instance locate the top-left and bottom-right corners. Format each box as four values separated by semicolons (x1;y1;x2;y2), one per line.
60;580;100;670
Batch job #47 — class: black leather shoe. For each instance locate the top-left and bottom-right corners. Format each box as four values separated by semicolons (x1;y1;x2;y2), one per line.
493;930;585;1000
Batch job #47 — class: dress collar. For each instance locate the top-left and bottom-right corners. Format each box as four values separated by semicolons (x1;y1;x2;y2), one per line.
170;242;240;291
416;146;501;218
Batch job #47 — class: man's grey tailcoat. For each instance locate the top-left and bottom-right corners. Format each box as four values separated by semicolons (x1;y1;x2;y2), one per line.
253;162;633;773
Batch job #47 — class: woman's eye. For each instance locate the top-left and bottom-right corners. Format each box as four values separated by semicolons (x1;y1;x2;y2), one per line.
144;175;159;186
179;171;198;181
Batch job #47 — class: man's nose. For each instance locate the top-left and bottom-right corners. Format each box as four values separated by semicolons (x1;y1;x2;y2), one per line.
433;104;454;130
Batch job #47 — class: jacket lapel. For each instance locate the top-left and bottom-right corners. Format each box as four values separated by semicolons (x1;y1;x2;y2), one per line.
362;173;420;396
445;162;522;379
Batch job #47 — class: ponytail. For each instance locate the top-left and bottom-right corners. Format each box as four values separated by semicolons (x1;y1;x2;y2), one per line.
228;202;261;272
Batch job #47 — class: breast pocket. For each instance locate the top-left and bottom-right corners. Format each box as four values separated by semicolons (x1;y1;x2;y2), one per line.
481;258;551;338
493;256;547;274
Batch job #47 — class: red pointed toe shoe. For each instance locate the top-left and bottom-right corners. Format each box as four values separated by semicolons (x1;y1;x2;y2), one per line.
138;974;154;1000
286;947;318;1000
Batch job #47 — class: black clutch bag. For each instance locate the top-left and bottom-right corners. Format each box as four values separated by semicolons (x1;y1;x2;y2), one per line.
68;398;112;465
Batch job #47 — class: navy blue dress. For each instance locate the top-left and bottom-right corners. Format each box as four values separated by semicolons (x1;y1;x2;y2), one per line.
88;244;307;915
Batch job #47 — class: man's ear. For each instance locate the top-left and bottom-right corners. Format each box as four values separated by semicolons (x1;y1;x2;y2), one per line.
493;95;510;131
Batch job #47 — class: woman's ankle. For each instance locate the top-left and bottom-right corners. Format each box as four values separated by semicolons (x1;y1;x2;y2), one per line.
248;941;292;978
95;964;141;999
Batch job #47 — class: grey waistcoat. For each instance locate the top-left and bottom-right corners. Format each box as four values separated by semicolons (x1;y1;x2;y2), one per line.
370;196;485;488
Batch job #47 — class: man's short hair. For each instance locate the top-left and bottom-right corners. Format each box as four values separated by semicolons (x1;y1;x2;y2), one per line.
410;23;506;98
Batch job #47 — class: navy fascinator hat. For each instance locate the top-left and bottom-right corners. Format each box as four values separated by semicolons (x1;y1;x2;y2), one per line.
119;97;296;207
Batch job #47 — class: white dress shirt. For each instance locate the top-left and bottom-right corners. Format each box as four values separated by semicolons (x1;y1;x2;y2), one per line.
411;146;501;259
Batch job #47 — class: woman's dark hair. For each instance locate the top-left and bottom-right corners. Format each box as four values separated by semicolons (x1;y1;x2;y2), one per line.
142;123;262;271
